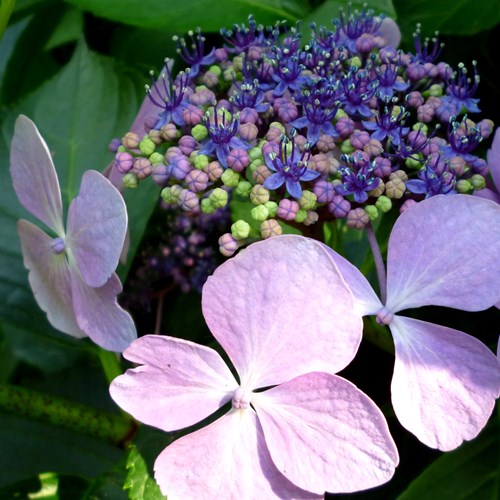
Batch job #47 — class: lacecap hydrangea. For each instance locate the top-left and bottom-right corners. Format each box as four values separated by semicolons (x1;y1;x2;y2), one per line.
111;8;494;256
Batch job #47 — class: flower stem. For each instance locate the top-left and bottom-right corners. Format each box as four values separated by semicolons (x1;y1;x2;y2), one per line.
97;348;123;384
365;222;387;304
0;382;135;446
0;0;16;43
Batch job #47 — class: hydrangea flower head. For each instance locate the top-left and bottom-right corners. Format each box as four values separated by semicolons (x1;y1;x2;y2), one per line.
10;115;136;352
324;194;500;450
110;235;399;497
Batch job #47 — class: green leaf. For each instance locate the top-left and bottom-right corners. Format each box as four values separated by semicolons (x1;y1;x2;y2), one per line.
64;0;311;31
124;444;164;500
393;0;500;38
398;419;500;500
0;412;124;488
44;6;84;50
304;0;396;28
0;40;143;371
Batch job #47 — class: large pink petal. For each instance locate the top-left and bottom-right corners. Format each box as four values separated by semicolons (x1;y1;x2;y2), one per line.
202;235;363;389
321;245;382;316
10;115;64;234
66;170;127;288
253;372;398;494
70;270;136;352
154;409;320;499
110;335;238;431
17;219;85;338
486;127;500;193
385;195;500;313
390;315;500;451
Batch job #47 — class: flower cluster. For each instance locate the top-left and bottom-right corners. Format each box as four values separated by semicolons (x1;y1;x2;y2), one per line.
111;9;494;255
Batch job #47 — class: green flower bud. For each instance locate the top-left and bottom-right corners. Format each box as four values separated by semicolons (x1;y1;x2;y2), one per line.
364;205;379;221
348;56;362;68
149;152;165;165
251;204;269;222
298;191;317;210
250;185;270;205
268;122;286;134
249;159;263;173
231;220;251;240
405;156;422;169
208;64;222;77
412;122;428;135
201;197;216;213
191;124;208;142
117;145;127;153
122;172;139;189
233;55;244;71
193;153;209;170
161;186;177;204
223;66;237;82
470;174;486;190
341;139;354;154
456;179;472;193
139;137;155;156
235;180;253;197
264;201;278;217
334;109;348;120
249;147;263;161
427;84;443;97
295;209;307;223
221;169;240;188
209;187;229;208
375;195;392;213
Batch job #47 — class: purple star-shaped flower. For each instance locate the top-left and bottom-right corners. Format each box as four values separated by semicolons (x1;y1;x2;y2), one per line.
10;115;136;352
324;195;500;450
263;133;320;198
110;236;398;498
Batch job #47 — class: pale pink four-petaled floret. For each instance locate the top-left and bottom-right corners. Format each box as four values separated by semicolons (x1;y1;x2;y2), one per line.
10;115;136;352
110;236;399;498
323;194;500;451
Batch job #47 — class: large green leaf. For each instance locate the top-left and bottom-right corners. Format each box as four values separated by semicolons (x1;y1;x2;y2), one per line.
124;444;164;500
398;419;500;500
393;0;500;38
0;41;145;371
64;0;311;31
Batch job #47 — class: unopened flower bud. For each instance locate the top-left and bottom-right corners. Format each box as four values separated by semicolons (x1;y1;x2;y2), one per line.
303;210;319;226
139;137;155;156
470;174;486;190
227;149;250;172
218;233;239;257
264;201;278;217
201;197;216;213
179;189;199;211
250;185;270;205
123;172;139;188
122;132;140;149
152;164;170;186
192;153;209;170
385;177;406;199
231;220;251;240
249;146;263;161
148;129;163;145
375;195;392;213
369;179;385;197
221;169;240;187
209;187;229;208
347;207;369;229
115;151;134;174
235;180;252;197
133;158;152;179
364;205;379;221
161;186;178;204
298;191;317;210
261;219;282;239
295;209;307;223
149;152;165;165
160;123;179;141
252;165;272;184
185;169;209;192
206;161;223;181
251;204;269;221
191;124;209;142
328;195;351;218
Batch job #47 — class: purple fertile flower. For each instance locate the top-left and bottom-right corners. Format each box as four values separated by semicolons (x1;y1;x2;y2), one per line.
438;61;480;117
406;155;456;197
334;7;383;54
336;152;381;203
411;26;444;64
146;62;190;128
220;15;266;53
362;102;410;146
374;62;410;100
10;116;136;352
325;195;500;450
110;236;398;498
263;132;320;198
230;80;270;113
200;106;248;167
173;28;216;79
337;67;378;118
289;80;340;145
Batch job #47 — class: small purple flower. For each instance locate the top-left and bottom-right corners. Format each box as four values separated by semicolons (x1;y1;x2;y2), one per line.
374;62;410;100
263;131;320;198
337;67;378;118
411;25;444;64
220;15;267;53
438;61;480;118
336;152;381;203
406;155;456;198
362;102;410;146
146;62;191;128
199;106;249;167
173;28;216;79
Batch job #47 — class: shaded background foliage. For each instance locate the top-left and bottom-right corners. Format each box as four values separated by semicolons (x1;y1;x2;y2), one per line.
0;0;499;498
